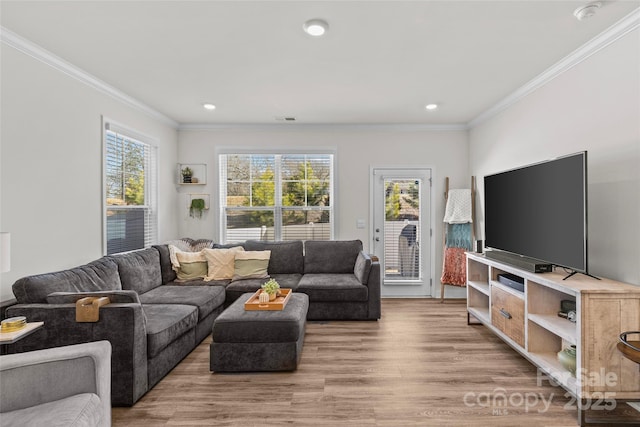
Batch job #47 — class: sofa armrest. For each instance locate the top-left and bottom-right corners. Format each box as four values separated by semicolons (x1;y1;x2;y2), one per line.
6;303;148;406
46;290;141;304
0;340;112;426
365;260;381;320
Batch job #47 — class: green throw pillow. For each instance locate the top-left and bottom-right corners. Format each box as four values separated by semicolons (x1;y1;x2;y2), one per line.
174;249;208;281
233;251;271;281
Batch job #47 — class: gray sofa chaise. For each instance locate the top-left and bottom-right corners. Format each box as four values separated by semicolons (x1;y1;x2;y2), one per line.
5;239;380;406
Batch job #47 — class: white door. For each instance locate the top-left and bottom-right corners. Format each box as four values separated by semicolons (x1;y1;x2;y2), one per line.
371;168;432;297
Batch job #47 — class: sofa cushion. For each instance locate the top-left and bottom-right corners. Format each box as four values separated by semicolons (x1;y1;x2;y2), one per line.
203;246;244;280
224;278;267;298
165;278;231;287
46;290;141;304
353;252;372;285
268;273;303;290
233;251;270;280
226;274;301;293
153;244;177;284
0;393;104;427
304;240;363;274
110;248;162;294
138;285;225;321
143;304;198;358
244;240;304;274
12;258;122;304
297;274;369;302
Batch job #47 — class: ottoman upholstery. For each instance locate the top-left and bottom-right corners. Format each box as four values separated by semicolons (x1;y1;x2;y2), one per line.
210;292;309;372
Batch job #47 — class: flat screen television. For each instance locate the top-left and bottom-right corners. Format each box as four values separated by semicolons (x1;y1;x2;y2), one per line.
483;151;588;276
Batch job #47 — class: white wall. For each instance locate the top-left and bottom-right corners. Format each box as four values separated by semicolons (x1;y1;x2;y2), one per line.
0;46;180;301
469;29;640;285
178;126;470;298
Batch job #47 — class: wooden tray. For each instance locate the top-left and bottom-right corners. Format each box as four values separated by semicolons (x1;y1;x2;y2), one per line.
245;289;292;311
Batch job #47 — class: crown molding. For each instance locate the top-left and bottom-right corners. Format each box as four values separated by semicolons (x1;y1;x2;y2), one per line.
178;122;469;132
0;26;179;129
468;7;640;129
4;5;638;134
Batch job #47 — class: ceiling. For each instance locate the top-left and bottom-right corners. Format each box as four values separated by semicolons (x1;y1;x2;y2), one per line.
1;1;639;126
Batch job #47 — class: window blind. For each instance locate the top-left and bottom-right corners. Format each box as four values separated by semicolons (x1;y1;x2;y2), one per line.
220;153;333;243
103;121;157;255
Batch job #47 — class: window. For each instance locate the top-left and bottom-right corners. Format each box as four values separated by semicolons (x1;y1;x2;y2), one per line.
103;120;157;255
220;153;333;242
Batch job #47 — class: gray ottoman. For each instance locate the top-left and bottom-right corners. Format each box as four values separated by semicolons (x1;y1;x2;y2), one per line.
210;292;309;372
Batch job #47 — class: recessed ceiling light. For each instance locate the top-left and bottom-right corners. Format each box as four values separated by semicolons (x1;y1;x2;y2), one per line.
574;2;602;21
203;103;216;110
425;104;439;111
303;19;329;37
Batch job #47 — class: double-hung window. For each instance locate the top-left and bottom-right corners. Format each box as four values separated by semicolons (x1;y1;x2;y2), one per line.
103;120;158;255
220;153;334;242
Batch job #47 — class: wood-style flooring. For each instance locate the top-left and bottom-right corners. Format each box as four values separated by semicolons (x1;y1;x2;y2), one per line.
111;299;636;426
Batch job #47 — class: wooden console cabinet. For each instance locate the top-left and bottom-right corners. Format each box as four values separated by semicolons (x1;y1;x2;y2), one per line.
466;252;640;409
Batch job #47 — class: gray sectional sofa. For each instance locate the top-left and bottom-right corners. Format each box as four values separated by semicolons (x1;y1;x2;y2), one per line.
4;239;380;406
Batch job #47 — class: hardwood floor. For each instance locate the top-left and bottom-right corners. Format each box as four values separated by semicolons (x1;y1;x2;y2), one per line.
111;299;617;426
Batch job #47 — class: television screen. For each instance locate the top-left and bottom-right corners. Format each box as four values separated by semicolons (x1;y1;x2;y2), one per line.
484;152;587;273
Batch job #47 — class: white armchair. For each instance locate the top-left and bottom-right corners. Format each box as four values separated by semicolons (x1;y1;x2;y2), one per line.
0;340;111;427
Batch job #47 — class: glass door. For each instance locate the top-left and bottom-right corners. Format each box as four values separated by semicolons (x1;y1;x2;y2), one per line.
372;168;432;297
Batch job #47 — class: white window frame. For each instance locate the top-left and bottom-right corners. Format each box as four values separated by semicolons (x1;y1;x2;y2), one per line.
218;151;335;243
102;117;158;255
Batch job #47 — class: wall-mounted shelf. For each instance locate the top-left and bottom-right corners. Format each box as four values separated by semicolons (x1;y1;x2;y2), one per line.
187;193;210;210
186;193;210;220
178;163;207;185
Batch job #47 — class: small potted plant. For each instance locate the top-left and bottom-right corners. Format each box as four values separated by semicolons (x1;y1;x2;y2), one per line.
181;167;193;183
261;278;280;301
189;198;206;219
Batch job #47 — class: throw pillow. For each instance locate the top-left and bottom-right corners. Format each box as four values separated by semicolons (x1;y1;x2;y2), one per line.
203;246;245;281
172;247;208;281
165;238;214;252
233;251;271;281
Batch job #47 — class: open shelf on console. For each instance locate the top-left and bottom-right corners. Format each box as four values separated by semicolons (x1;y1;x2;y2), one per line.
467;280;489;296
528;351;578;396
528;313;577;345
528;280;577;317
468;306;490;324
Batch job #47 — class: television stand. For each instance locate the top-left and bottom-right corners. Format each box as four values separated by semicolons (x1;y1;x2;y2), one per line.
466;252;640;426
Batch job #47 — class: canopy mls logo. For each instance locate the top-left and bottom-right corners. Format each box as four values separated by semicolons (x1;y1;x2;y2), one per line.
462;368;620;416
463;388;554;414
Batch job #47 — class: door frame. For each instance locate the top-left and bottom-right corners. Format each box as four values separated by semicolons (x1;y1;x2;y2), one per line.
369;165;436;297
